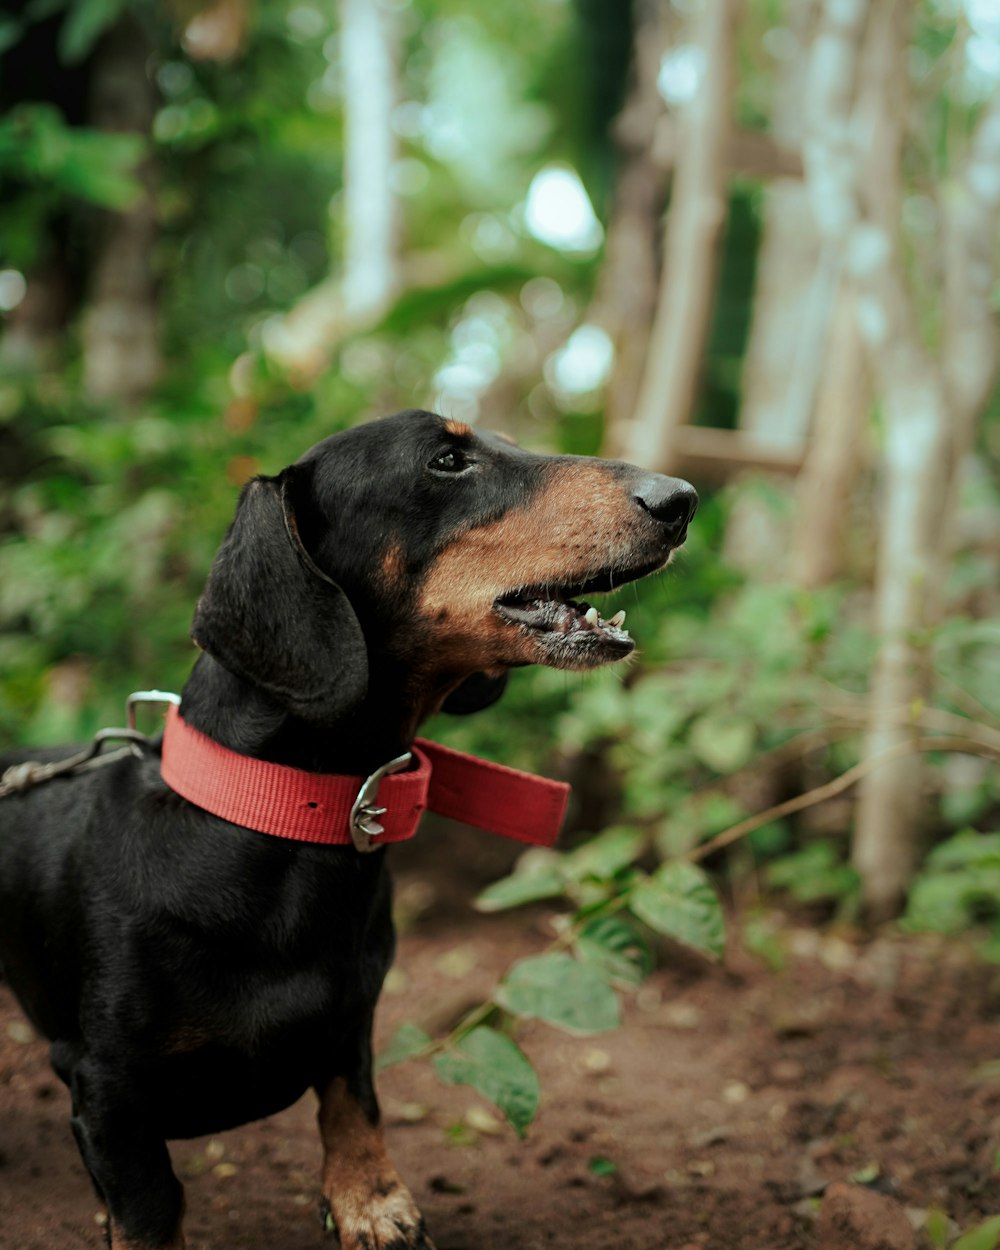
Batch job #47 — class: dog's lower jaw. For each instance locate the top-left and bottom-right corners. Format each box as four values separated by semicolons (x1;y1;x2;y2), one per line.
318;1079;435;1250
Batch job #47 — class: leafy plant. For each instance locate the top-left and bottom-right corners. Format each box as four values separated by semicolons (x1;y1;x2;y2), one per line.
926;1212;1000;1250
0;105;145;214
380;833;725;1135
903;829;1000;953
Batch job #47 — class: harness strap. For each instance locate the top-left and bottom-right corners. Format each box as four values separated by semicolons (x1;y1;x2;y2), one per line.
0;730;150;799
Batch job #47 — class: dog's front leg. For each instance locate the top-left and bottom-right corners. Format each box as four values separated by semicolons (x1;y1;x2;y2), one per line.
317;1075;434;1250
67;1056;185;1250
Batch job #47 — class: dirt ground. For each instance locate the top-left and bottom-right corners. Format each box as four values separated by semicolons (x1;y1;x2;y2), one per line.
2;828;1000;1250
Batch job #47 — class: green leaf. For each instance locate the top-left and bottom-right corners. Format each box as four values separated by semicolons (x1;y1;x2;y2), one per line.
1;106;145;209
688;712;757;773
495;952;620;1034
926;830;1000;870
475;848;565;912
433;1027;539;1137
924;1208;950;1250
629;862;725;960
575;914;653;987
58;0;130;64
587;1155;617;1176
952;1215;1000;1250
375;1022;432;1071
51;130;146;209
764;841;860;904
563;826;647;881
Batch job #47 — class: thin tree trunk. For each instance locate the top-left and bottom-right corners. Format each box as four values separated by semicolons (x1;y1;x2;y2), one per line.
81;18;160;404
594;0;670;455
789;292;869;587
788;0;903;587
740;0;821;449
936;90;1000;586
618;0;736;471
849;19;1000;920
339;0;399;321
263;0;400;378
852;300;950;918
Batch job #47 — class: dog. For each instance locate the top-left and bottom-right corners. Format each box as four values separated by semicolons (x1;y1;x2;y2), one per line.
0;409;696;1250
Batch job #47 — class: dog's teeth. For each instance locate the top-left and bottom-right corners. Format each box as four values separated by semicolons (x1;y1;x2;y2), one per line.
609;610;626;628
584;607;599;626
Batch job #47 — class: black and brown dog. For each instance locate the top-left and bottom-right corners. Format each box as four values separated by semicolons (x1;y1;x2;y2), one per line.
0;409;696;1250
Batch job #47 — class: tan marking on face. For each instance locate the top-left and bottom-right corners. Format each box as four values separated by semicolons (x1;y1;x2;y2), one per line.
379;537;405;585
318;1078;427;1250
414;460;651;670
443;419;473;437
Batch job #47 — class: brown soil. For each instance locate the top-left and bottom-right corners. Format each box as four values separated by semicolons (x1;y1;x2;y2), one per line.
2;833;1000;1250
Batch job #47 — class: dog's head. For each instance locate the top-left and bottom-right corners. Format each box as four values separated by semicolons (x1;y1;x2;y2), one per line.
192;410;696;725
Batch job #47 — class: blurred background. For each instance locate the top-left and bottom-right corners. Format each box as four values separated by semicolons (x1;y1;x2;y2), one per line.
0;0;998;932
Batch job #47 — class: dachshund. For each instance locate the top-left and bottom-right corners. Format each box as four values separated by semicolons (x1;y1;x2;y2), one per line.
0;409;697;1250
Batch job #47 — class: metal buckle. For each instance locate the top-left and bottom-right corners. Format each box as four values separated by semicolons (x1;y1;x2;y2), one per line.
126;689;181;731
349;753;412;853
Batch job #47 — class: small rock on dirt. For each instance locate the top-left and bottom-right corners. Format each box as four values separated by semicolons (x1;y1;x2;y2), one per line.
820;1182;916;1250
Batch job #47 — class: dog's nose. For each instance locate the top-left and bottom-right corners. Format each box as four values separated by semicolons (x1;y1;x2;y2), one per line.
633;475;698;545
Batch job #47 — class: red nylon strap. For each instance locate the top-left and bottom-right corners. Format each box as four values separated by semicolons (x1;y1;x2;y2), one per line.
160;705;567;848
419;739;569;847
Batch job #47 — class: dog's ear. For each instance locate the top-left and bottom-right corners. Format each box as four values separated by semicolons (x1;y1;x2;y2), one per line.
441;671;509;715
191;471;367;723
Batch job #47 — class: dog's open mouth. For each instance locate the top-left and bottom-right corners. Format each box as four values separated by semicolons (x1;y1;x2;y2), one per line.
493;559;665;666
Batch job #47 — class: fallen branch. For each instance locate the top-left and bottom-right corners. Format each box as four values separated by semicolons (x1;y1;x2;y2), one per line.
688;735;999;865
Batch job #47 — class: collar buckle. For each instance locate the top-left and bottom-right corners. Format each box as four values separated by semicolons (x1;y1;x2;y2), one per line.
349;753;412;852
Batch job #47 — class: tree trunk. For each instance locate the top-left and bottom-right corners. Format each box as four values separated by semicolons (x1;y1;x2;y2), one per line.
594;0;670;455
849;16;1000;920
739;0;821;449
263;0;400;378
617;0;736;471
81;18;160;405
789;292;869;587
852;304;950;919
339;0;400;321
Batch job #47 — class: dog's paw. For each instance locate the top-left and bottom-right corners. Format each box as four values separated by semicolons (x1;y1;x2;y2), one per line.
320;1182;435;1250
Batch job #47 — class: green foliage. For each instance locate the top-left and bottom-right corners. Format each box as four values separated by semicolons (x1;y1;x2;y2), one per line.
0;104;145;220
903;830;1000;945
433;1027;539;1139
381;809;726;1135
586;1155;617;1177
629;862;726;959
575;915;652;987
952;1216;1000;1250
764;842;860;905
495;952;620;1034
375;1022;433;1071
57;0;131;64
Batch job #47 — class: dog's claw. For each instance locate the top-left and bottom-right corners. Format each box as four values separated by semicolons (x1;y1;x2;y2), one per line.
321;1193;434;1249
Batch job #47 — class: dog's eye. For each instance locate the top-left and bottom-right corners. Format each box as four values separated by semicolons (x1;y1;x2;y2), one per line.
429;449;468;473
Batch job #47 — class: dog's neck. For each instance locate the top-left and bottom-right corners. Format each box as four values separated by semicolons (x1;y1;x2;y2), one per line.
178;653;440;776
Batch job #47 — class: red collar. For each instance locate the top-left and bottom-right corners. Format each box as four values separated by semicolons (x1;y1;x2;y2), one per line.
161;705;567;852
